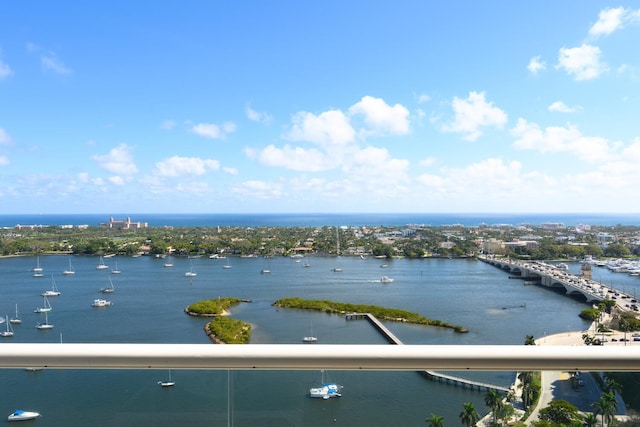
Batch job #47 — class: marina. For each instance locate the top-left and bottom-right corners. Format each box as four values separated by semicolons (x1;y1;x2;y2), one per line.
0;253;638;425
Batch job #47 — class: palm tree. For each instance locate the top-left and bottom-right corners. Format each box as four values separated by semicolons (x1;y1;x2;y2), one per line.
524;335;536;345
484;389;503;424
584;413;599;427
517;371;534;409
603;377;622;396
592;392;616;427
426;413;445;427
459;402;479;427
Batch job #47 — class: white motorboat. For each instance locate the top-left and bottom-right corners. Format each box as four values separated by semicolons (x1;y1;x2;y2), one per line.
42;275;61;296
8;410;40;421
309;371;342;399
380;276;394;283
92;299;112;307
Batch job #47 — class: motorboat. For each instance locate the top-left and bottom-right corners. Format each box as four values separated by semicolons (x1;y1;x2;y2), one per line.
302;336;317;343
92;299;112;307
309;371;342;399
380;276;394;283
8;410;40;421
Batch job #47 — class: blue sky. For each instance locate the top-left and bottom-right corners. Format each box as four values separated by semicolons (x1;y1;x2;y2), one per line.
1;2;639;214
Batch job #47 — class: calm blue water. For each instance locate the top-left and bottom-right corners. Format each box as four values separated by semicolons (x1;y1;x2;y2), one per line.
1;212;639;227
2;255;638;426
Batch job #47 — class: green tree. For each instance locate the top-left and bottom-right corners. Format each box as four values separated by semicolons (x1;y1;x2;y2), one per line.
426;414;445;427
584;413;599;427
484;389;503;425
524;335;536;345
537;400;583;425
592;392;617;427
459;402;479;427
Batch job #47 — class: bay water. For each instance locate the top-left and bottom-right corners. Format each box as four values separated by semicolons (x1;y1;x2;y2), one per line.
1;254;638;426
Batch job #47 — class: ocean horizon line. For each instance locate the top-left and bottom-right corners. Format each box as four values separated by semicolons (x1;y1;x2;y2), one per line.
1;212;639;228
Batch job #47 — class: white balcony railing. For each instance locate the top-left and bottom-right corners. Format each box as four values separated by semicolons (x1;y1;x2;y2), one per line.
1;343;639;371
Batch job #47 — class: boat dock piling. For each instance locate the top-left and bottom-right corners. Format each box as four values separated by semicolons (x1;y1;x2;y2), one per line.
346;312;509;394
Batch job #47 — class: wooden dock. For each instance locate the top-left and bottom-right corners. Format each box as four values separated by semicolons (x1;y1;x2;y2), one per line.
346;313;510;394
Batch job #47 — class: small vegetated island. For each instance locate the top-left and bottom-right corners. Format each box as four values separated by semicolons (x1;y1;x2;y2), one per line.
185;297;251;344
272;297;468;333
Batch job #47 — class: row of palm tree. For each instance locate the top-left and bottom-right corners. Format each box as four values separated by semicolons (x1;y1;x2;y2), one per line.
426;400;480;427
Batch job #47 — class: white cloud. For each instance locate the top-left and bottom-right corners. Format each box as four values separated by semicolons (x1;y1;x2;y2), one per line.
154;156;220;177
257;144;329;172
417;93;431;104
246;106;273;124
285;110;355;146
0;57;12;79
441;91;508;141
108;176;126;186
348;96;410;136
160;120;176;130
556;44;608;81
0;128;13;145
548;101;579;113
191;122;236;139
232;180;284;199
511;118;614;163
0;156;9;167
589;7;627;37
27;42;72;75
92;144;139;175
527;56;546;74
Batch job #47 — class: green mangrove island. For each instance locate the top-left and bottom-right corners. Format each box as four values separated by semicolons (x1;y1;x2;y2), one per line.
184;297;243;317
272;297;468;333
185;297;252;344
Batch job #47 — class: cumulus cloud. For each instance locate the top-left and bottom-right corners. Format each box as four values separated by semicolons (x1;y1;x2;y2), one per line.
191;122;236;139
246;105;273;124
349;96;410;136
285;110;355;146
154;156;220;177
92;144;138;175
511;118;614;163
557;44;608;81
527;56;546;74
589;7;629;37
257;144;329;172
0;128;13;145
441;91;508;141
26;42;72;75
548;101;579;113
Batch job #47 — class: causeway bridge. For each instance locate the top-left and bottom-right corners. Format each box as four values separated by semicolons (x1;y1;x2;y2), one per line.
346;312;511;394
479;256;619;304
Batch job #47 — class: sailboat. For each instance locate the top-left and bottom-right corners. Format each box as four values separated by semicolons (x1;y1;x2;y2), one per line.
332;227;343;272
34;296;52;313
10;304;21;324
100;277;115;293
32;256;43;275
309;371;342;399
0;316;14;337
111;260;121;274
185;261;197;277
36;312;53;330
42;275;61;296
163;257;174;268
96;256;109;270
158;370;175;387
223;257;232;269
302;321;317;343
261;257;271;274
62;257;75;275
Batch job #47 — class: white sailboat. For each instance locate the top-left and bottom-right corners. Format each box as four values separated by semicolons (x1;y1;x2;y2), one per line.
185;261;197;277
111;260;121;274
32;256;43;273
96;256;109;270
10;304;21;324
158;370;175;387
100;277;115;293
62;257;75;275
42;275;61;296
36;312;53;330
0;316;14;337
163;257;174;268
302;321;317;343
332;227;343;272
34;295;52;313
309;370;342;399
223;257;232;269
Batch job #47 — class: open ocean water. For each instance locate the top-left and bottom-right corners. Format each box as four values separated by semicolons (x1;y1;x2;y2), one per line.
2;252;640;426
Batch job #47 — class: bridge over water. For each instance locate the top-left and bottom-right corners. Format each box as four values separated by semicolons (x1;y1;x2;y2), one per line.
346;312;511;394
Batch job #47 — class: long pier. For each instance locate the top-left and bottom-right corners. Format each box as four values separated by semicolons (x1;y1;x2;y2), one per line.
345;313;510;394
